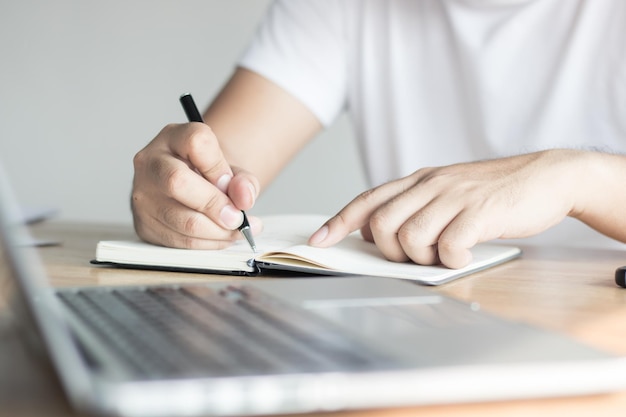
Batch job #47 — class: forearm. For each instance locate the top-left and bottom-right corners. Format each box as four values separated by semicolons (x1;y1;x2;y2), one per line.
203;67;323;190
569;150;626;243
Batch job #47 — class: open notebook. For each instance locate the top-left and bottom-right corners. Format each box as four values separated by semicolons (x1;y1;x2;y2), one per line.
93;215;521;285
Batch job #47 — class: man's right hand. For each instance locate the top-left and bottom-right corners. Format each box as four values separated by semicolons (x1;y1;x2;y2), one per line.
130;67;323;249
131;122;260;249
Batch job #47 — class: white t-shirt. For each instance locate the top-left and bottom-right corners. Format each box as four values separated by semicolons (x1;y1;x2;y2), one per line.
239;0;626;249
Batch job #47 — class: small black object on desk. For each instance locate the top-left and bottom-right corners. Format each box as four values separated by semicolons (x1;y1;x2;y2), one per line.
615;266;626;288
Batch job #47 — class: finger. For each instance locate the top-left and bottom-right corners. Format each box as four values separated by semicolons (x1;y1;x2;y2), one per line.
151;155;244;230
157;199;242;241
168;123;234;191
135;203;238;250
135;199;262;249
360;223;374;243
308;176;417;247
396;197;462;266
436;210;498;269
229;167;261;211
367;186;440;263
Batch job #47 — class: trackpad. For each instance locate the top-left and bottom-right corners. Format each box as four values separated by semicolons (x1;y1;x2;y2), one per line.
304;297;485;337
304;301;542;366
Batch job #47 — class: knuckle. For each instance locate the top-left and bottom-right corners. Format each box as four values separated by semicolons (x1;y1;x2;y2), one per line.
181;213;204;237
176;235;196;249
397;224;421;247
152;227;190;249
368;210;391;233
132;149;148;170
162;122;179;134
326;210;350;234
163;167;191;196
186;124;216;152
436;238;458;256
450;218;480;241
159;123;187;144
356;187;378;205
437;223;474;256
157;204;177;228
200;192;222;213
151;124;180;148
156;207;209;247
333;211;349;228
410;166;435;181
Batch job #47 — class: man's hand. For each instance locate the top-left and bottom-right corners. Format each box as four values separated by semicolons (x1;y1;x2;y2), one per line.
309;150;598;269
130;68;323;250
131;122;260;249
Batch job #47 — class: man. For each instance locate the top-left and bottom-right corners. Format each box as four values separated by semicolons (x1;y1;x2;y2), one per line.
131;0;626;268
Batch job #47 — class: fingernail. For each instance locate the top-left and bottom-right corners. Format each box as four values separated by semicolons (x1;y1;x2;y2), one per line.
220;205;243;229
309;225;329;246
247;182;257;205
216;174;232;193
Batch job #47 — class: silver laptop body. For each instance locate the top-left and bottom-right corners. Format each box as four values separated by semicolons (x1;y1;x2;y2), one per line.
1;166;626;417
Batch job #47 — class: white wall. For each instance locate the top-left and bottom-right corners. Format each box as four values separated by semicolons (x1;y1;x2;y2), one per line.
0;0;367;224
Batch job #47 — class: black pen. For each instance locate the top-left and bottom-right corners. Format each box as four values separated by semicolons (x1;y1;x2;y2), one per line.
179;93;257;253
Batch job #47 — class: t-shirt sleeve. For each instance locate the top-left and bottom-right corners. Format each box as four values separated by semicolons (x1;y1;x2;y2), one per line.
238;0;348;127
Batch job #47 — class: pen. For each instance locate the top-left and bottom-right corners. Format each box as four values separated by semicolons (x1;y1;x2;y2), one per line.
179;93;257;253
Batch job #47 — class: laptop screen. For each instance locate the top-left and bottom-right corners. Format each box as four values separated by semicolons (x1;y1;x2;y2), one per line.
0;228;19;317
0;170;42;335
0;163;95;405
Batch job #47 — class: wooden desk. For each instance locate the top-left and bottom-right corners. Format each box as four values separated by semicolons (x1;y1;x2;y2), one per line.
3;221;626;417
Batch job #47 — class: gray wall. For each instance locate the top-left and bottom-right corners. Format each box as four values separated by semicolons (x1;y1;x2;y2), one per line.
0;0;367;224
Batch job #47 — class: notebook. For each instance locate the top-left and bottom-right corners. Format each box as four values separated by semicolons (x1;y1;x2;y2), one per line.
93;215;522;285
2;165;626;417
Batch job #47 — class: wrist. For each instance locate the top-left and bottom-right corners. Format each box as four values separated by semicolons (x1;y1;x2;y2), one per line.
565;149;622;222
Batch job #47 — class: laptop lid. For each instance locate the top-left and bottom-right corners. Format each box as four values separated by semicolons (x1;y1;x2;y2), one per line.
2;161;626;417
0;164;97;411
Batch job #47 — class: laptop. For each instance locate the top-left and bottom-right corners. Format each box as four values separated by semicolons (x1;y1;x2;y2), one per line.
2;167;626;417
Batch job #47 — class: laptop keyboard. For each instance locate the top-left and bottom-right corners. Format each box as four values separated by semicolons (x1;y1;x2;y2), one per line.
57;285;393;379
